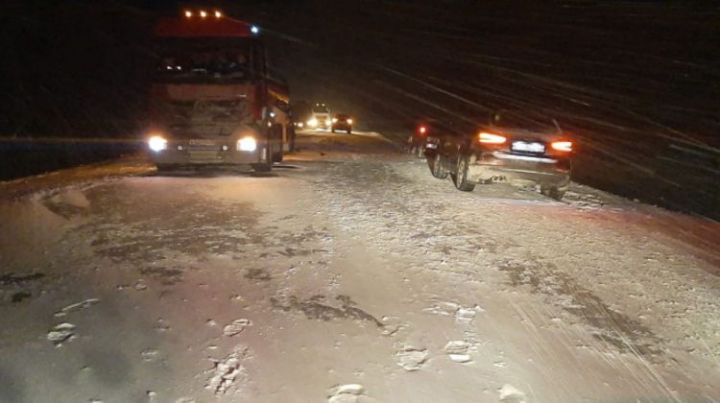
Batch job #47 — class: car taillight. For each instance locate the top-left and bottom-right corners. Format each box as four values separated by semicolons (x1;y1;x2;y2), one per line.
550;141;573;152
478;132;506;144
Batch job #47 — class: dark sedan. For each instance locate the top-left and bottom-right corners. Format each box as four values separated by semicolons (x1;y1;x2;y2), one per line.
428;110;574;199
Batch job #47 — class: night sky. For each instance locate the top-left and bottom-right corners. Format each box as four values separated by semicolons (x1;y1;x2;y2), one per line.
2;1;717;138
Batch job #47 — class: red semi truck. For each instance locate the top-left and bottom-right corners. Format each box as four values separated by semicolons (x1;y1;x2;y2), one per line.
145;8;293;172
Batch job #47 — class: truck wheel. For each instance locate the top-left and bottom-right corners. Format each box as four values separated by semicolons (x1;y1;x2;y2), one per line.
331;128;336;133
347;129;352;134
541;185;567;200
287;135;295;153
453;155;476;191
252;163;272;173
272;150;283;163
288;127;297;152
430;153;449;179
156;164;175;172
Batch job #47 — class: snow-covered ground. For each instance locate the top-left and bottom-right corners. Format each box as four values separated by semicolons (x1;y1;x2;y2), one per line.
1;131;719;402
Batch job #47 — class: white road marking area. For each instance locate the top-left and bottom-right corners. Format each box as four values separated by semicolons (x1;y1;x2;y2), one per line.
222;318;252;337
394;346;429;371
205;345;249;396
46;323;76;346
0;132;718;402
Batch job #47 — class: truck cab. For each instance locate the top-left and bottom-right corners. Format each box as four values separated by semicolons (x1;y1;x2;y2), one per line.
145;9;289;172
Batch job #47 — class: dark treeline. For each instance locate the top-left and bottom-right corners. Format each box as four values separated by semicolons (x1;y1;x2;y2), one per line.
0;1;154;137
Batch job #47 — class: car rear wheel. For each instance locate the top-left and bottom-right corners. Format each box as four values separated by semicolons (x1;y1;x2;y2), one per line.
252;163;272;172
453;155;476;191
541;185;567;200
288;130;296;152
430;153;449;179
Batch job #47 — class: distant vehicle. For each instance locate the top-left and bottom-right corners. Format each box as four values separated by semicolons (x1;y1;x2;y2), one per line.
291;100;313;130
331;114;353;134
407;121;435;158
306;103;331;130
145;8;291;172
428;110;573;199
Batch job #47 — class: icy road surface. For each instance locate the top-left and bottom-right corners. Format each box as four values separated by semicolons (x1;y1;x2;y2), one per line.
1;131;719;403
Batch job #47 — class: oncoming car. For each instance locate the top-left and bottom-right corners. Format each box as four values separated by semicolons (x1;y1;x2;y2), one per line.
428;110;574;199
331;114;353;133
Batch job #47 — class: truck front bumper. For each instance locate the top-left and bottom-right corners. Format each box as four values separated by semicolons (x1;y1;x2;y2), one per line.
149;141;268;166
467;151;570;187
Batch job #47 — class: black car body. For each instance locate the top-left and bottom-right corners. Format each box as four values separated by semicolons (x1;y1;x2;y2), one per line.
331;114;353;133
428;111;573;199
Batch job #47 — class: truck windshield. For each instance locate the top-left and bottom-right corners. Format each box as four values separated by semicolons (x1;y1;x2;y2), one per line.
154;38;255;81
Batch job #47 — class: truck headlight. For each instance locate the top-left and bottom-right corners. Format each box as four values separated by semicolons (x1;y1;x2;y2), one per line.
332;118;338;123
148;135;167;152
237;136;257;152
347;118;353;124
307;118;318;128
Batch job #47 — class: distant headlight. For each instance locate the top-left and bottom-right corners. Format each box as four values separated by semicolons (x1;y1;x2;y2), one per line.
297;122;304;128
346;118;353;124
148;135;167;152
237;136;257;152
307;118;318;128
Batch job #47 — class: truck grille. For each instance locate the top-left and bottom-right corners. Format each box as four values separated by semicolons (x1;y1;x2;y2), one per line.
189;150;221;163
188;144;219;152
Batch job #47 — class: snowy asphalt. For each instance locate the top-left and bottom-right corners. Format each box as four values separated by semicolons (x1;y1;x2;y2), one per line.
1;131;719;402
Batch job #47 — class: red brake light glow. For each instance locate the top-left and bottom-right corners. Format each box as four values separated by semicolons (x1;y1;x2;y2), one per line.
479;132;506;144
551;141;573;152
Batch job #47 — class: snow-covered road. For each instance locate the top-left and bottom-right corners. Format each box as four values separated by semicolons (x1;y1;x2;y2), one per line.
1;131;719;402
